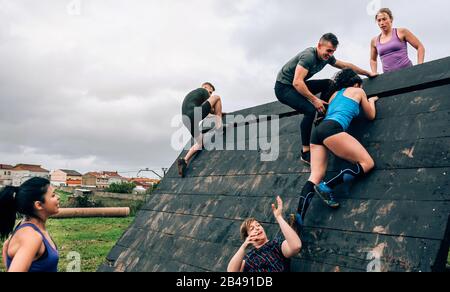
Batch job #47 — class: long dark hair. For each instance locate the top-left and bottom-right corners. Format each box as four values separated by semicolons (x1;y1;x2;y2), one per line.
332;69;363;92
0;177;50;240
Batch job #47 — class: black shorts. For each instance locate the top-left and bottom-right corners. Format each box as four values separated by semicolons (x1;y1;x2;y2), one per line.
310;120;344;145
182;100;212;138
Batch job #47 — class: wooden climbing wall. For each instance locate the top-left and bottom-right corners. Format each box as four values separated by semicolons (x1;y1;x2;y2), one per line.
99;57;450;272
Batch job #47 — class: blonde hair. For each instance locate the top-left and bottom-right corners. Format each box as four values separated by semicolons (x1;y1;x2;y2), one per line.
240;218;257;241
376;8;394;21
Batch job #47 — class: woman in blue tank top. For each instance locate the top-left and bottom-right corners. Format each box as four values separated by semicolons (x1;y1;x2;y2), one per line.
294;69;379;225
1;177;60;272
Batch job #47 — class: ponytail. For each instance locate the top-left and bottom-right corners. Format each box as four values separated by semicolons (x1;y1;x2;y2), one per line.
0;177;50;240
0;186;19;240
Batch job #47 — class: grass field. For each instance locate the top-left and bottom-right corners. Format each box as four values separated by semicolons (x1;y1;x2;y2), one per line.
1;217;134;272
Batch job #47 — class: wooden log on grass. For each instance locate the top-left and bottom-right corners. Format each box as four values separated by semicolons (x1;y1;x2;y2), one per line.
52;208;130;219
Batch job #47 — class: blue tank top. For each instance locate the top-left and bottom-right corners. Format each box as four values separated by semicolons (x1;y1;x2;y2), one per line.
325;88;360;131
6;223;59;272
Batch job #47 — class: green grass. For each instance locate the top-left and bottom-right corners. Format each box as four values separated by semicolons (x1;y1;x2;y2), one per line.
1;217;134;272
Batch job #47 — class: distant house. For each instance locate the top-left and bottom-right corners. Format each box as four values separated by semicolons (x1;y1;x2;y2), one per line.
129;178;160;190
103;171;128;185
51;169;83;187
11;164;50;186
82;171;127;189
82;172;109;189
0;164;14;186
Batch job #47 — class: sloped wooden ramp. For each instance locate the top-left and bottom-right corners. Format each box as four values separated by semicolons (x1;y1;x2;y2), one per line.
99;57;450;272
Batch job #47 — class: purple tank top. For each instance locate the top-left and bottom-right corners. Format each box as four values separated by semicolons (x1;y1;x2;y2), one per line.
376;28;413;73
6;223;59;272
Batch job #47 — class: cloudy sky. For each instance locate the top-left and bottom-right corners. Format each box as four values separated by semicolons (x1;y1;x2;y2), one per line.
0;0;449;178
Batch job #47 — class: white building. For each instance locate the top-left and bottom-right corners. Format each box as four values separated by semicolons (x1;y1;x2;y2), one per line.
51;169;83;187
0;164;14;186
103;171;128;185
12;164;50;186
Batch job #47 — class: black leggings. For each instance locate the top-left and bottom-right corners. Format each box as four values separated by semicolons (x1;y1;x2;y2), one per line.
274;80;334;147
182;101;212;139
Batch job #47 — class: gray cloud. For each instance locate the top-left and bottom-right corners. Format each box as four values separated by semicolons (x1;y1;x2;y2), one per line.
0;0;449;176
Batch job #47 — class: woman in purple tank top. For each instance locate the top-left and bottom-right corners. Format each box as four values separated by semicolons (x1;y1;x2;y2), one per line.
1;178;60;272
370;8;425;74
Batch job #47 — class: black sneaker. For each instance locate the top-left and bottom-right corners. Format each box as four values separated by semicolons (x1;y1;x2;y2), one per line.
177;158;187;178
301;151;311;165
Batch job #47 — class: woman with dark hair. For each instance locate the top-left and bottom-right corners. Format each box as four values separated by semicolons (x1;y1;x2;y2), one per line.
295;69;379;225
370;8;425;74
1;177;60;272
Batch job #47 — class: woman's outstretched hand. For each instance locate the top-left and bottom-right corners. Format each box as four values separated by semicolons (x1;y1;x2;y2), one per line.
272;196;283;219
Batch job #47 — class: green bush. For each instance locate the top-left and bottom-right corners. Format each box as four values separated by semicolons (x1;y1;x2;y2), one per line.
105;182;136;194
55;190;73;207
67;193;102;208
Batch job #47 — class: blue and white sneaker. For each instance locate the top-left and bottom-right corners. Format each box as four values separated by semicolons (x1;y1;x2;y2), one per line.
314;182;340;209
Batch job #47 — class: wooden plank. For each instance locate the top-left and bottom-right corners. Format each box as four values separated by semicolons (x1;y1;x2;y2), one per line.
292;258;365;272
133;194;450;241
97;264;115;272
145;194;450;240
156;168;450;202
170;104;450;178
131;210;279;246
362;57;450;97
218;108;449;145
222;84;450;141
105;245;127;262
110;228;232;272
106;224;444;272
304;199;449;241
227;101;291;120
116;247;208;272
123;232;211;272
298;228;443;272
165;137;450;178
371;84;450;119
